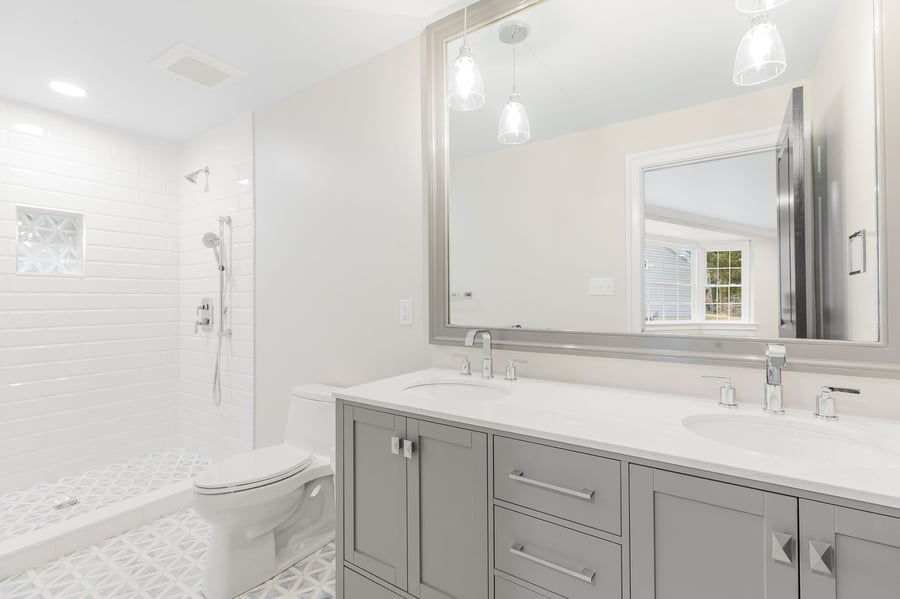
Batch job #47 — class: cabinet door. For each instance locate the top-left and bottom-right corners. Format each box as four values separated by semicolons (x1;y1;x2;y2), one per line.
343;406;408;590
800;500;900;598
630;466;798;599
407;419;488;599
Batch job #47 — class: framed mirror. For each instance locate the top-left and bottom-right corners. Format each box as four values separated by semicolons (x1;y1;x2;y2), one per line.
426;0;898;375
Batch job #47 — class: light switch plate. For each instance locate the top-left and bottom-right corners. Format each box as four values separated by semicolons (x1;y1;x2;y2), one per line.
589;277;614;296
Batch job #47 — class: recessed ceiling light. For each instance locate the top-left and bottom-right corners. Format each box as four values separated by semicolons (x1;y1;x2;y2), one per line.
49;81;87;97
237;178;251;186
13;123;44;136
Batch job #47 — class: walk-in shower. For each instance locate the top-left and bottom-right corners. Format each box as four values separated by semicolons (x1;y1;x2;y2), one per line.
200;216;232;406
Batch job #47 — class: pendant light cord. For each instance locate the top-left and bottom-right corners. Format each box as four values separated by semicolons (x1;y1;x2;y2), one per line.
463;6;469;45
512;44;518;94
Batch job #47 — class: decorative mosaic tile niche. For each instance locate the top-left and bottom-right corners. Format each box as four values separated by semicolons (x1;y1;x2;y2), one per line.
16;205;84;275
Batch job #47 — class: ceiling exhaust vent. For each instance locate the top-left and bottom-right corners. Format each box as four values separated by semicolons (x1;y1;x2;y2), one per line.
151;43;245;88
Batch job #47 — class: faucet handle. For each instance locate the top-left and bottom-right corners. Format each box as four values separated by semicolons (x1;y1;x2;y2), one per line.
702;375;737;408
505;359;527;381
453;353;472;376
815;386;861;421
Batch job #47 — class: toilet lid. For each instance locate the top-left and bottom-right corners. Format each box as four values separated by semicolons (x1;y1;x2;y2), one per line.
194;445;314;491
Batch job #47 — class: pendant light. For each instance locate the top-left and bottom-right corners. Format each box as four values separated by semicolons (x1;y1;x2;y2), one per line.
733;14;787;86
448;7;485;111
498;20;531;145
734;0;791;14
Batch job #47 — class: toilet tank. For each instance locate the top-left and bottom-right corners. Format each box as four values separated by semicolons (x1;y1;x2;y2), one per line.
285;384;342;461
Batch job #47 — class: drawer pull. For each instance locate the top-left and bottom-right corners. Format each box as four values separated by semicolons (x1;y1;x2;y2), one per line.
509;543;596;584
509;470;595;501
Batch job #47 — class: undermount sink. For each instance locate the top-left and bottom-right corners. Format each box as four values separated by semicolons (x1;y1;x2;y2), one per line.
403;378;510;401
683;414;900;468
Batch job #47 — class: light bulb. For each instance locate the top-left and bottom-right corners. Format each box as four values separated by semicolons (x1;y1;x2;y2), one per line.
448;44;485;111
733;16;787;86
748;25;775;65
498;92;531;145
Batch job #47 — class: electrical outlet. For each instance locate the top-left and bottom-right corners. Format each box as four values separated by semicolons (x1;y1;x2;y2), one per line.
399;300;413;325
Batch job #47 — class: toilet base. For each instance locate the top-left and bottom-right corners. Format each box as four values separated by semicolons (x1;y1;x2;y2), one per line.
200;474;336;599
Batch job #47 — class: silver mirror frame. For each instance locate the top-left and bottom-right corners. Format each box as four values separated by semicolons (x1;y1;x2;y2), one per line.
426;0;898;377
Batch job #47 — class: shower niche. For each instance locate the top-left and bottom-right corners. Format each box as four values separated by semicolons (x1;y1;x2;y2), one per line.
15;205;84;276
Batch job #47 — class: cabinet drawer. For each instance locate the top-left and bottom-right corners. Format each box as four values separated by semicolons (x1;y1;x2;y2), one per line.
495;575;553;599
494;507;622;599
494;436;621;534
345;568;403;599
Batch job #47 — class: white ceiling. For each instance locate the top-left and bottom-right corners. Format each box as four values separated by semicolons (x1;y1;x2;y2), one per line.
450;0;843;158
644;151;777;232
0;0;468;140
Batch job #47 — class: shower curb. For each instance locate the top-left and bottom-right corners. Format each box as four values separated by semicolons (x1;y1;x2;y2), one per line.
0;480;193;580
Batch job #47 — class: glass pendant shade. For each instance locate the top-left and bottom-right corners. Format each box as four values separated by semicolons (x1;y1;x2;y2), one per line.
498;92;531;145
733;19;787;86
448;44;485;111
734;0;791;14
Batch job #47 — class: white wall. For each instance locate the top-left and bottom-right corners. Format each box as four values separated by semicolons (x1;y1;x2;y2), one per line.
178;114;255;461
253;38;428;447
0;99;180;493
449;84;796;333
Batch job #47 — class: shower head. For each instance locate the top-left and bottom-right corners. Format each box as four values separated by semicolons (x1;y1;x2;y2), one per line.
202;232;222;266
202;232;220;248
185;167;210;191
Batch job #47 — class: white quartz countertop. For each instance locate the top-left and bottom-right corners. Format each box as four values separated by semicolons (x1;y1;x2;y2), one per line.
337;368;900;511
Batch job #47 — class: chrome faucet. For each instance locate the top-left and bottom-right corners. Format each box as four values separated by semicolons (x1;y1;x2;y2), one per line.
465;329;493;379
764;343;787;414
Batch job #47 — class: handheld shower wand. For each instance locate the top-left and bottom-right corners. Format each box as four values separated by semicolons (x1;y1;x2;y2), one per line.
202;232;222;268
200;217;232;406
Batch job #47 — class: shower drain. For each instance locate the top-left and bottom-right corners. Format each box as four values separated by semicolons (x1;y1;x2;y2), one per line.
52;496;80;510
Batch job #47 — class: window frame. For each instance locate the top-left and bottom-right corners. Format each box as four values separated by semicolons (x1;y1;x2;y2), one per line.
644;235;753;330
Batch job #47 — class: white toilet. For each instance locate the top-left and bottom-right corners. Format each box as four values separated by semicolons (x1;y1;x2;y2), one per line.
193;384;341;599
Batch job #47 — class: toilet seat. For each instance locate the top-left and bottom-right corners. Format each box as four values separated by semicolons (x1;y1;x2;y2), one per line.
194;445;314;495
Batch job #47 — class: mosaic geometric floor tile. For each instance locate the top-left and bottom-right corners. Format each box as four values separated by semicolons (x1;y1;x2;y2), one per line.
0;448;210;539
0;509;336;599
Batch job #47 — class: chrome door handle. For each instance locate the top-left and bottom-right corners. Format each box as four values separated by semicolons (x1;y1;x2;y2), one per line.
509;543;595;584
771;532;794;565
509;470;594;501
402;439;414;459
391;436;400;455
809;540;834;576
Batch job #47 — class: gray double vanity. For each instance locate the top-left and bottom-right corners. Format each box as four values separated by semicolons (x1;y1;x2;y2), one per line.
336;0;900;595
335;370;900;599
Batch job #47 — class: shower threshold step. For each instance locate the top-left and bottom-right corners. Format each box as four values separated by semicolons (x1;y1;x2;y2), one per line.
0;448;210;579
0;479;193;579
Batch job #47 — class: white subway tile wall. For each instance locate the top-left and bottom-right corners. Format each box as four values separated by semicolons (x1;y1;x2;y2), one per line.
177;115;254;461
0;99;181;494
0;99;254;494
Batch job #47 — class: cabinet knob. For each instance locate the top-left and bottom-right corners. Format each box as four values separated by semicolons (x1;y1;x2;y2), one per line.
402;439;414;459
808;540;834;576
771;531;794;565
391;436;400;456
